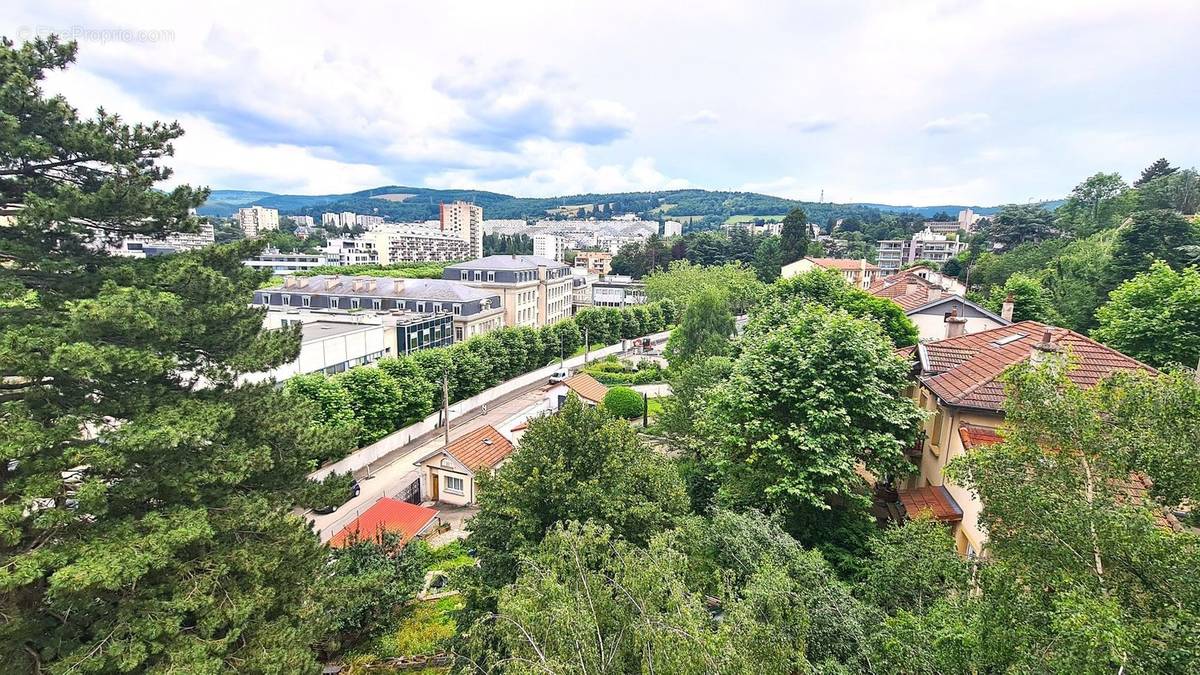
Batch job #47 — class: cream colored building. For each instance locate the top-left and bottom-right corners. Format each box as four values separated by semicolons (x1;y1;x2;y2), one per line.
439;201;484;259
781;257;879;289
444;255;573;328
896;321;1154;556
236;206;280;238
414;425;515;506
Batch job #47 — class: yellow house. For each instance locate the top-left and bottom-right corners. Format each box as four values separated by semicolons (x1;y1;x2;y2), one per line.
781;257;880;289
896;321;1154;556
413;424;515;506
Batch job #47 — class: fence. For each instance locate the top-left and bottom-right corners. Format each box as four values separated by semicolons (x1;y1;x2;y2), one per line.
317;470;421;543
308;329;672;481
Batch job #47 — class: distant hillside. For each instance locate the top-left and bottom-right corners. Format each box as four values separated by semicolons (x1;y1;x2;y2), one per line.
198;185;1058;224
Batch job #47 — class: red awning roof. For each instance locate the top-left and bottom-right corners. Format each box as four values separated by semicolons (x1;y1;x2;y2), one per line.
328;498;440;548
898;486;964;523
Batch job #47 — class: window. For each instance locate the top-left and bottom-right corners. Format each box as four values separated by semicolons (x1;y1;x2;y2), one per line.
372;299;382;310
417;302;425;312
350;298;360;309
460;271;468;281
487;271;495;282
330;297;340;309
283;294;291;306
474;271;482;282
455;326;464;341
452;304;461;315
444;475;464;494
302;295;311;307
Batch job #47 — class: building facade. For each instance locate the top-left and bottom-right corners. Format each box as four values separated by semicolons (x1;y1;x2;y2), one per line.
243;249;340;273
876;228;969;274
781;257;880;289
591;275;646;307
440;201;484;259
236;206;280;237
106;220;215;257
368;227;472;264
574;251;613;276
444;255;573;328
532;233;566;262
255;275;505;343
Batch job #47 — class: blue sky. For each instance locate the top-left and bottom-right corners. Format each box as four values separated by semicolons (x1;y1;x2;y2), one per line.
9;0;1200;204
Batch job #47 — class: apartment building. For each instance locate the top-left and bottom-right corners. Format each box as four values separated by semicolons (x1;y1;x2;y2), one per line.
321;212;339;227
323;237;380;266
591;275;646;307
254;275;505;342
288;215;315;227
781;257;879;289
532;233;566;262
106;220;216;257
890;322;1155;556
236;206;280;237
356;214;385;229
574;251;613;276
662;220;683;237
243;249;340;273
369;227;472;264
876;228;968;274
444;255;573;328
440;201;484;259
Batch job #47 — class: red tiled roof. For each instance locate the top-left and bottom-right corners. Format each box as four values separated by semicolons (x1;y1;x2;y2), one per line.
918;321;1154;411
899;486;963;522
806;257;878;271
329;498;440;548
958;424;1003;449
445;424;515;472
869;270;944;311
562;372;608;403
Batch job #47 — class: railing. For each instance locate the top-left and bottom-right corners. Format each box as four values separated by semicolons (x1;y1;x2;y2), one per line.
904;430;927;459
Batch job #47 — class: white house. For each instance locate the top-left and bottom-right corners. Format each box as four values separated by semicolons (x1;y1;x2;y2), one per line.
413;424;515;506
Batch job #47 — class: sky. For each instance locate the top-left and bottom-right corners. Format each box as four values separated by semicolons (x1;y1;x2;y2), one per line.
8;0;1200;205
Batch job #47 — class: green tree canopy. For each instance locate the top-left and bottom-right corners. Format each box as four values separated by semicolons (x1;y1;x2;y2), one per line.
779;207;809;264
1105;208;1199;291
1093;261;1200;369
0;35;349;671
663;289;735;367
753;269;919;347
704;304;923;517
984;203;1058;249
601;385;644;419
983;271;1062;324
1133;157;1177;187
644;259;765;315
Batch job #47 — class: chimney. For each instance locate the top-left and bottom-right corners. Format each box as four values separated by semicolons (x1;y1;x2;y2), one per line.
283;276;297;289
1030;327;1063;365
944;306;967;338
325;277;338;291
1000;293;1015;322
927;286;942;302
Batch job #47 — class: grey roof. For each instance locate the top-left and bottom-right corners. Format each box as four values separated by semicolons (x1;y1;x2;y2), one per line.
445;255;568;271
299;321;373;342
267;275;499;302
905;294;1010;324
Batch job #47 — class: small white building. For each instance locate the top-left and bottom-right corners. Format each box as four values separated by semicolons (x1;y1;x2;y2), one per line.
413;425;516;506
546;372;608;410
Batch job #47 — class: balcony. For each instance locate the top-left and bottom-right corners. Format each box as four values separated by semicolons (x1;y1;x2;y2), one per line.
903;430;926;460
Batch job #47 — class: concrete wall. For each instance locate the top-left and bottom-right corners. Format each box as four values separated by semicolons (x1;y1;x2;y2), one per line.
308;329;671;481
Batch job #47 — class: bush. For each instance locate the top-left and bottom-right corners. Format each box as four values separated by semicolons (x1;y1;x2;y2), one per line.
603;386;645;419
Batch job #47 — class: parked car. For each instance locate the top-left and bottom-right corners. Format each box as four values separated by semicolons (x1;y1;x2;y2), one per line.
549;368;570;384
312;478;361;515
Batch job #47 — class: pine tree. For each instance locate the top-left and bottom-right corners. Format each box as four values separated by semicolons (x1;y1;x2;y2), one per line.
1133;157;1177;187
779;208;810;264
1;36;348;671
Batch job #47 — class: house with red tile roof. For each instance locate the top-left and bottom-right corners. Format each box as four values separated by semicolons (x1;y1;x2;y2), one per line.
781;257;880;289
412;424;516;505
328;498;440;549
897;321;1155;556
546;372;608;410
867;270;1007;341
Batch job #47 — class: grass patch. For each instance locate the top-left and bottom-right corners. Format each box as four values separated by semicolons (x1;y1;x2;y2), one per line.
426;541;475;572
374;595;464;657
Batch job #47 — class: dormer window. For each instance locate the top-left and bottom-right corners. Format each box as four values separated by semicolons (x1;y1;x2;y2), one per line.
350;298;360;309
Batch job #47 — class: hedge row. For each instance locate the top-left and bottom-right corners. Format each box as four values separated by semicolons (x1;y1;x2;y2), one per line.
285;300;679;454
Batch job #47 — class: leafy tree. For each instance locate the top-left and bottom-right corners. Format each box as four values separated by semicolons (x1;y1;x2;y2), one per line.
602;385;644;419
332;367;410;445
283;373;358;430
1059;172;1133;236
1093;261;1200;368
659;357;735;511
984;203;1058;249
467;395;690;586
704;304;923;517
1137;168;1200;214
984;272;1062;324
751;235;783;283
939;361;1200;673
755;270;918;347
644;260;765;314
664;289;735;366
0;36;348;672
1105;208;1198;291
940;255;963;278
859;518;969;616
779;207;809;264
1133;157;1177;187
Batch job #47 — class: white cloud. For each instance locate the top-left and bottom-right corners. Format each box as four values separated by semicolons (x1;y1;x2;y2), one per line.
682;109;720;125
922;112;991;135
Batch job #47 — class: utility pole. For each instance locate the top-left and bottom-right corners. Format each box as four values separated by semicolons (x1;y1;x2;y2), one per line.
442;370;450;449
583;327;590;364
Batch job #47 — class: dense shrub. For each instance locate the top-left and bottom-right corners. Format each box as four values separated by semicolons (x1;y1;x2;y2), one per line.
602;386;645;419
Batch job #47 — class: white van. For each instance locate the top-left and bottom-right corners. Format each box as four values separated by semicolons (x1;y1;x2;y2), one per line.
549;368;570;384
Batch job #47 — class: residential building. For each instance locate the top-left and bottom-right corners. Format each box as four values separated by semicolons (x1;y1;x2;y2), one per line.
722;219;783;237
368;226;472;264
322;212;339;227
662;220;683;237
339;211;358;228
957;208;983;230
532;233;566;262
876;228;969;274
323;237;380;266
288;215;315;227
236;206;280;237
444;255;573;328
414;425;516;506
482;219;529;235
242;249;339;273
574;251;613;276
356;214;384;229
869;269;966;308
893;322;1155;556
781;257;880;289
591;275;646;307
570;271;598;310
328;499;441;548
106;220;215;257
254;275;504;342
440;201;484;259
922;220;964;235
547;372;608;410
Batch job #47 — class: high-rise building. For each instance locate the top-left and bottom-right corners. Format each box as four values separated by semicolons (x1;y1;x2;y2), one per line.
532;233;566;262
288;215;315;227
876;228;969;274
440;201;484;259
356;214;384;229
339;212;358;228
662;220;683;237
322;212;339;227
369;226;472;264
236;206;280;237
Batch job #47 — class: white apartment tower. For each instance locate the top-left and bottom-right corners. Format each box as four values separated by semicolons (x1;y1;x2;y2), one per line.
440;201;484;260
236;206;280;238
532;233;566;262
